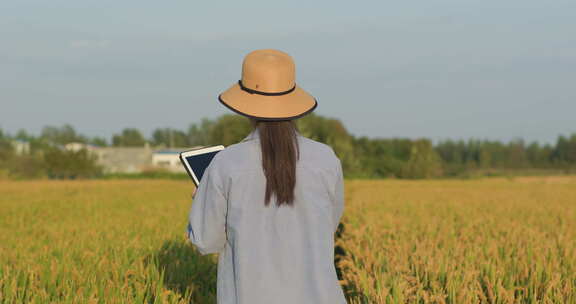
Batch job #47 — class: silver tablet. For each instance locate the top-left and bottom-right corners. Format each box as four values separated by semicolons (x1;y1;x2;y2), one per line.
179;145;225;186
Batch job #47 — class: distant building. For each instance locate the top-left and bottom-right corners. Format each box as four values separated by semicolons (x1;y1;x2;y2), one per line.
91;147;154;174
152;149;188;173
64;142;97;152
11;140;30;155
63;142;201;174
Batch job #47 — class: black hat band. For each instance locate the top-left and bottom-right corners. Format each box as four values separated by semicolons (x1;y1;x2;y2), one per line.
238;80;296;96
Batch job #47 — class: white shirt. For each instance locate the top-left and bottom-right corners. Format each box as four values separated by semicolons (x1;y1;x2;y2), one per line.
186;129;346;304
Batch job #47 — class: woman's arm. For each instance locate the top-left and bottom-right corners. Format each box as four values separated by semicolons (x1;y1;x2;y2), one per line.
186;160;227;255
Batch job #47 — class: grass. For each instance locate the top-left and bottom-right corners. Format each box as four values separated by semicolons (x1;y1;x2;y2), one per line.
1;176;575;303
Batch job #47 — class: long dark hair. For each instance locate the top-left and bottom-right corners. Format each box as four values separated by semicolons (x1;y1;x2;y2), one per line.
253;119;300;207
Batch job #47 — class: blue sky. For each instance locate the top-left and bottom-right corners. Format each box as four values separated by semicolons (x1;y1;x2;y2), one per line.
1;0;575;145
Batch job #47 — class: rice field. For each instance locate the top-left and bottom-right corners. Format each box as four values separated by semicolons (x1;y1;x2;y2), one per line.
0;180;215;304
337;176;576;303
0;177;575;303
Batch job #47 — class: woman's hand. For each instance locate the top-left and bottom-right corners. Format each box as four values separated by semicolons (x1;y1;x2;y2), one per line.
191;187;197;200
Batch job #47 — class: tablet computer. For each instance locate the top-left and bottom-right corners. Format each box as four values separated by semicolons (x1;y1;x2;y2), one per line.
179;145;225;186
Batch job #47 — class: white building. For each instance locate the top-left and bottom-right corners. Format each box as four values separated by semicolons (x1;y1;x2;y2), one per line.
152;148;202;173
64;142;94;153
63;142;201;174
11;140;30;155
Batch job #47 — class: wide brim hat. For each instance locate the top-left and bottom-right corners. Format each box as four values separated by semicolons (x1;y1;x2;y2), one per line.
218;49;317;121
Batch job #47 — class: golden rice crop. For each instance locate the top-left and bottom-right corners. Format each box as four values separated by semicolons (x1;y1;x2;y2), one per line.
1;177;575;303
0;180;215;304
336;176;576;304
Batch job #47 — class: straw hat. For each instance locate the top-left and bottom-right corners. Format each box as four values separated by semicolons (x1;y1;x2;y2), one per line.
218;49;317;121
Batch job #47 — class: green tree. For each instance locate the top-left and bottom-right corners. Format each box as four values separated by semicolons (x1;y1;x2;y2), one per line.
3;155;46;179
552;134;576;164
112;128;147;147
89;137;108;147
15;129;32;141
208;115;252;146
44;148;102;179
478;145;492;169
354;137;412;178
152;128;188;147
297;113;360;175
0;133;14;164
188;118;217;147
401;139;443;179
506;138;528;169
41;124;85;145
526;142;553;168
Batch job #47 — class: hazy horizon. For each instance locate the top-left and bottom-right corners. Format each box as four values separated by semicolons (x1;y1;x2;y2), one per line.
2;1;575;146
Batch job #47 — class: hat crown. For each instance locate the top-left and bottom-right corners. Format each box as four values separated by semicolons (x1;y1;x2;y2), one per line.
241;49;295;93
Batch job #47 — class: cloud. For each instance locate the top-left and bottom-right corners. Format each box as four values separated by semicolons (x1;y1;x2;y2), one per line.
69;39;111;49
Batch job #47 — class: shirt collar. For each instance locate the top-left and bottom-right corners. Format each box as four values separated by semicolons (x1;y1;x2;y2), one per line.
241;129;259;142
241;128;301;143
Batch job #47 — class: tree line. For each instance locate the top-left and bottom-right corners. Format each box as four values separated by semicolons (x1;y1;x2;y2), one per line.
0;113;575;179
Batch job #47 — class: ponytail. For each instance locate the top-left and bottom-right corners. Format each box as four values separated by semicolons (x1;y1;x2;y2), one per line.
255;120;299;207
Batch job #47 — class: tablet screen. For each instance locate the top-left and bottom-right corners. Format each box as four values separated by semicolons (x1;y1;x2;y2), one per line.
183;150;221;182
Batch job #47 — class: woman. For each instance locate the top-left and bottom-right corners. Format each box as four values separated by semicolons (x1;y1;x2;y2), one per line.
186;49;346;303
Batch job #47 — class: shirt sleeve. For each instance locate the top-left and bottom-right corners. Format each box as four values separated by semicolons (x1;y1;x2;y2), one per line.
186;157;228;255
332;158;345;234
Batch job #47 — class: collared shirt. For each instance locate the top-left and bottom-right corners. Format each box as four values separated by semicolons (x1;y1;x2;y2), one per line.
186;129;346;304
